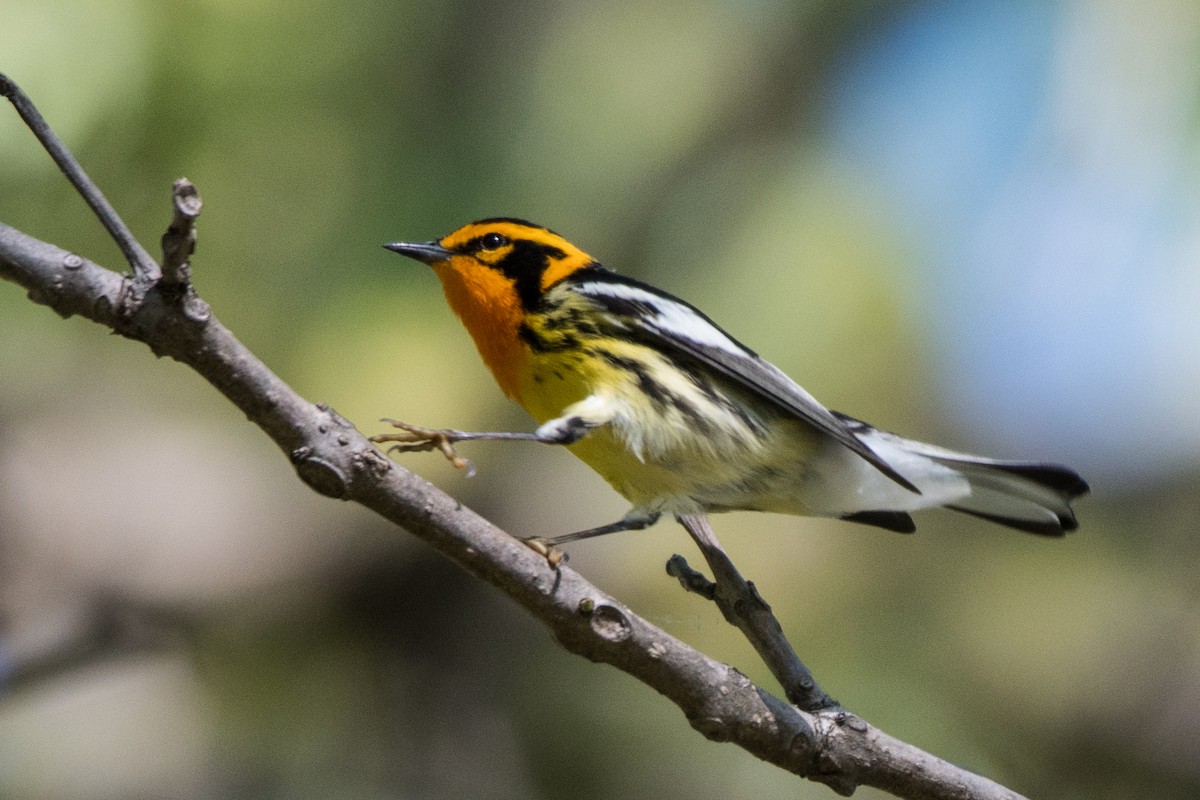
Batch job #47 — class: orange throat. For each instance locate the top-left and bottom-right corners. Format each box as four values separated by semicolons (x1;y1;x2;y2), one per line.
432;261;527;401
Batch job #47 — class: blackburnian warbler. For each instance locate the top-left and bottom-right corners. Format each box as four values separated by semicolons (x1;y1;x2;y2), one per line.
378;218;1088;548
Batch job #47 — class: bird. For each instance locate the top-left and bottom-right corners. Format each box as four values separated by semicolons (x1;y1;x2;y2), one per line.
376;218;1088;550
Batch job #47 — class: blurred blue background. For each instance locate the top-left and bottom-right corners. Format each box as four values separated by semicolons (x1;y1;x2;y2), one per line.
1;1;1197;798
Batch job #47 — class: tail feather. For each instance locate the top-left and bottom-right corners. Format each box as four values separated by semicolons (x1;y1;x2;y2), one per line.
893;443;1088;536
935;458;1085;535
948;503;1067;536
834;413;1090;535
841;510;917;533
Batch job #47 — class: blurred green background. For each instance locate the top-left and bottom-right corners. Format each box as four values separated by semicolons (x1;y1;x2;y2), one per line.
2;1;1198;798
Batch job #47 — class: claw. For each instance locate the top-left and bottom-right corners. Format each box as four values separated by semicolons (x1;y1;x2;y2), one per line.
442;446;476;477
371;418;442;443
522;536;567;569
371;419;475;474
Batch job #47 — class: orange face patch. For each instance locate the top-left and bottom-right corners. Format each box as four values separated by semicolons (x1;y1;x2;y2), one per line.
421;219;603;402
431;257;527;400
440;220;598;292
539;245;595;291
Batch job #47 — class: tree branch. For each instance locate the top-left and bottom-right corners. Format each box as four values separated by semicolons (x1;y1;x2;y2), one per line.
0;74;159;286
672;514;839;712
0;73;1028;800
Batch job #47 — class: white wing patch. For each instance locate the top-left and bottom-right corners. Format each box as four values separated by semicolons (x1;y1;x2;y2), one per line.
575;281;748;358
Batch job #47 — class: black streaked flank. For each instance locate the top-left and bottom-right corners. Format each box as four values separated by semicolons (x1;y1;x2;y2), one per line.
540;307;602;337
681;362;768;436
594;350;718;432
519;321;579;353
517;322;546;351
597;351;673;408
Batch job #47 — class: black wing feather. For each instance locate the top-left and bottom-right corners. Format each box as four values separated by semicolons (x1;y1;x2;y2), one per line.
568;270;920;493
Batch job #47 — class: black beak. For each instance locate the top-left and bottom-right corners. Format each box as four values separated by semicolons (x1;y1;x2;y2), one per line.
383;240;453;264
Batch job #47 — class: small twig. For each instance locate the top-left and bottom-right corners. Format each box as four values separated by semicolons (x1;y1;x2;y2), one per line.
666;554;717;599
156;178;211;323
0;73;160;284
161;178;202;286
676;514;840;712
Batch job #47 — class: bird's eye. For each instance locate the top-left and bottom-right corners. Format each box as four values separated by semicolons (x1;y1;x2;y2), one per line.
478;232;509;251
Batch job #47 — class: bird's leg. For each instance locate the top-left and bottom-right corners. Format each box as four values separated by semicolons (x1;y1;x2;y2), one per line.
522;510;661;566
371;415;595;476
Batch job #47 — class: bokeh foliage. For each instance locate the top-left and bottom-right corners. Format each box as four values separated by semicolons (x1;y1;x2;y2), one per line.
2;1;1198;798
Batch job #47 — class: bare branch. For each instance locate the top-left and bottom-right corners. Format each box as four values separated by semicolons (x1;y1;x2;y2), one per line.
0;74;159;285
674;514;840;712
